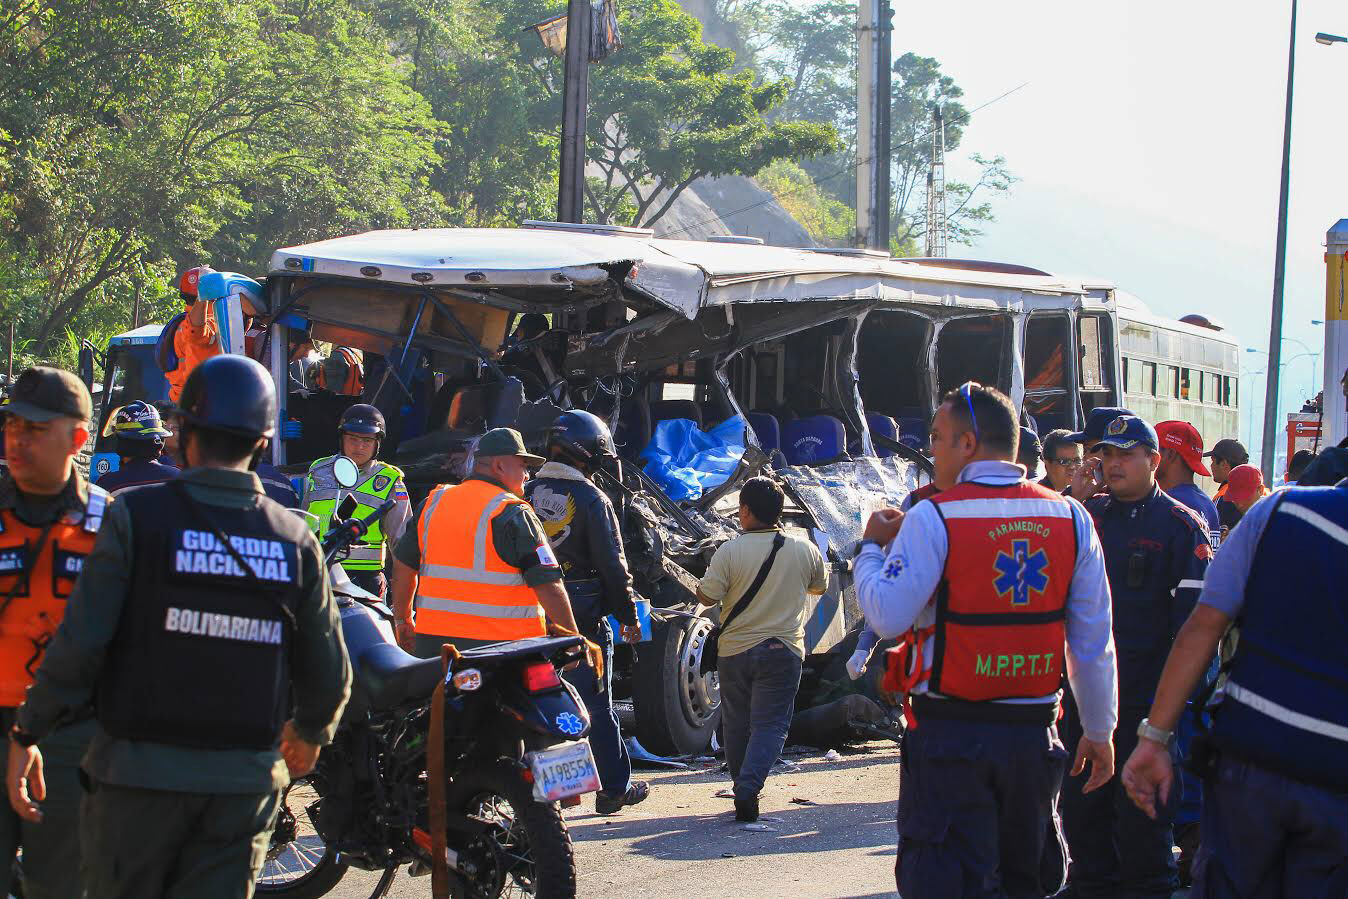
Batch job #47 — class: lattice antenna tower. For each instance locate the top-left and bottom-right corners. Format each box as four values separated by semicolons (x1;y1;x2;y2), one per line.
925;104;948;257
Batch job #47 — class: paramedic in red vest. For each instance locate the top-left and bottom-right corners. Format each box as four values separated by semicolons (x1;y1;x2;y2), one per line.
855;382;1118;899
389;428;582;658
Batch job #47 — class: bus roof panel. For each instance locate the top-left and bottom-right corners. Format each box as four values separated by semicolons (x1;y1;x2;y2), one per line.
269;228;1106;319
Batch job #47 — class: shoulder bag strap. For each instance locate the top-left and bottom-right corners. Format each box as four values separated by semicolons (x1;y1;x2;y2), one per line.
721;532;786;633
171;480;297;631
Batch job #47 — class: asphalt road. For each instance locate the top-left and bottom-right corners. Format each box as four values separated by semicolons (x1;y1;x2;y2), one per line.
323;741;903;898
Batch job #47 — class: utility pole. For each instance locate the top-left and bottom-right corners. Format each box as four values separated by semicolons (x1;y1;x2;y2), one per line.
1260;0;1296;483
6;320;13;381
132;280;142;329
557;0;593;223
924;105;948;257
855;0;892;250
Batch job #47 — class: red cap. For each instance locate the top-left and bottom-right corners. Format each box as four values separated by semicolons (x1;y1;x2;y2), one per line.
177;265;214;298
1155;420;1211;477
1225;464;1264;505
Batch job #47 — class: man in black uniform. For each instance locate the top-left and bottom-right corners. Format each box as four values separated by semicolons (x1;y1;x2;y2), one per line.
526;411;650;815
1059;415;1211;899
6;354;351;898
94;400;181;496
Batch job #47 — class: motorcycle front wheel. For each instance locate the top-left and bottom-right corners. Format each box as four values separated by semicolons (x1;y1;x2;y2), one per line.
444;761;576;899
255;778;349;898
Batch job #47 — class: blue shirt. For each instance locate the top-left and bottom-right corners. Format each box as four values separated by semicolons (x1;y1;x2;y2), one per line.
1165;482;1221;546
95;458;181;496
1195;493;1279;618
855;459;1119;742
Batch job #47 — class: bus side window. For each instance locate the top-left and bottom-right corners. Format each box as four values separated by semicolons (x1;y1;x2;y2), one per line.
1180;369;1192;401
1077;313;1116;412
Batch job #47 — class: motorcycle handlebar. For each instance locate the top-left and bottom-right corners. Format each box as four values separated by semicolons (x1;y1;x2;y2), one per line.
322;498;397;558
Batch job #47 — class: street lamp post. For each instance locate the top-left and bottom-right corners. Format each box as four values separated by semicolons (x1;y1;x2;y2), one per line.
1260;0;1298;485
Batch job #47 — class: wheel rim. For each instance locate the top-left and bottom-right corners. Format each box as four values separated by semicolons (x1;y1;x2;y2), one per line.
460;792;536;898
258;780;331;886
677;617;721;727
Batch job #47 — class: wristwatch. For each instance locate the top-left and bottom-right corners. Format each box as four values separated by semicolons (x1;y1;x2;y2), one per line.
1136;717;1175;749
855;538;885;556
8;724;39;748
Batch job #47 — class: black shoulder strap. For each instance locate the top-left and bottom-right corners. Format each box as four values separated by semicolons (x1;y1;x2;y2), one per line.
170;480;297;631
722;532;786;632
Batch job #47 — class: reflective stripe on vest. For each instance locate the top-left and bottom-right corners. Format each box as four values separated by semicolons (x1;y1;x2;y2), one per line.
928;481;1076;702
414;480;544;641
0;485;105;707
1211;487;1348;790
303;456;400;571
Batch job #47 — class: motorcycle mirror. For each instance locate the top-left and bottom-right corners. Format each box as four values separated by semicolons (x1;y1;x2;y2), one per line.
336;494;359;520
332;455;360;488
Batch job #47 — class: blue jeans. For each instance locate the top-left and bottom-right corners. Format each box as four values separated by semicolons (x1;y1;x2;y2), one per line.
718;638;803;801
562;620;632;797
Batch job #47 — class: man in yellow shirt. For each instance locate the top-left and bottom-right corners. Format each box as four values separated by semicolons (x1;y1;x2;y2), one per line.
697;477;827;823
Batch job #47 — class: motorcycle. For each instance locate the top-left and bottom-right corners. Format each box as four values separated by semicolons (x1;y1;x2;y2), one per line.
258;456;599;899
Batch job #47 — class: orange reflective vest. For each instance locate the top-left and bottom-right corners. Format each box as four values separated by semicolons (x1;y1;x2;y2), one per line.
925;480;1076;702
414;479;546;641
0;484;107;707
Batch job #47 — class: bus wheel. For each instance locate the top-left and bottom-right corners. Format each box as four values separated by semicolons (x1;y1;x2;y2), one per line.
631;614;721;756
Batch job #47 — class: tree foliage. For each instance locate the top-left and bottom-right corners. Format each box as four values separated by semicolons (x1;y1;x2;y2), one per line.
715;0;1014;250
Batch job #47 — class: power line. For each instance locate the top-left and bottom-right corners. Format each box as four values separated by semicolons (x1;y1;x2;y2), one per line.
662;80;1030;239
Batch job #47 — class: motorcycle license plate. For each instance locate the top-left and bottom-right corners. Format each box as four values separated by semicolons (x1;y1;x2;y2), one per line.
526;741;601;802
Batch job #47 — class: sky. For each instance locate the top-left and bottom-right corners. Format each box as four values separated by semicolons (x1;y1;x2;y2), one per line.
896;0;1343;466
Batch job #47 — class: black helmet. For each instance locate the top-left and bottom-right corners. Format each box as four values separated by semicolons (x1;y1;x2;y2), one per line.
179;355;276;439
339;404;386;438
547;410;616;468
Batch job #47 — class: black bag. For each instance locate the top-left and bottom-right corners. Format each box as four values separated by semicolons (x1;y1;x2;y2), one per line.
700;533;785;674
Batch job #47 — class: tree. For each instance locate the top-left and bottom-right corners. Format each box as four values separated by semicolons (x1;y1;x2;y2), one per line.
505;0;839;227
1;0;444;354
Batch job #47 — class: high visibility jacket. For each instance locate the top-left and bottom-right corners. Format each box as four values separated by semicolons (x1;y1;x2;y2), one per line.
0;484;108;707
303;456;403;571
414;479;545;641
926;480;1076;701
166;311;221;404
1211;486;1348;791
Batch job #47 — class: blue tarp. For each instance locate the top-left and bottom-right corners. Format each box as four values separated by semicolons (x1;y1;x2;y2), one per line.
640;416;746;502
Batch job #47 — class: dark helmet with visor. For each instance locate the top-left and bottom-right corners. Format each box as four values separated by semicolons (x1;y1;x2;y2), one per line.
178;355;276;439
547;410;617;469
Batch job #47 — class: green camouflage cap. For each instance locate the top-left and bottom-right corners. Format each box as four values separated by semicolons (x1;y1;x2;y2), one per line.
474;428;545;465
1;366;92;423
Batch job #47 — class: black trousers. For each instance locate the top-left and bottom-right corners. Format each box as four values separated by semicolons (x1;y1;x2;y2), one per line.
896;712;1069;899
1059;701;1179;899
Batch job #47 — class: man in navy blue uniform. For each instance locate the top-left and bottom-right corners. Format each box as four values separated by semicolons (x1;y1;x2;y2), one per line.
1059;415;1212;899
1121;478;1348;896
94;402;181;497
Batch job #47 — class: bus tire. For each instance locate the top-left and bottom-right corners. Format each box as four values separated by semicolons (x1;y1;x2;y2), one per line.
631;614;720;756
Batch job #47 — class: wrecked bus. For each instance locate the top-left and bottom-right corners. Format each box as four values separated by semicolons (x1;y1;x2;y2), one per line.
224;221;1142;755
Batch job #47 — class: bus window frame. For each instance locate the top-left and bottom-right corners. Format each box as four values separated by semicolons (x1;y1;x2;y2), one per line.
1023;311;1076;431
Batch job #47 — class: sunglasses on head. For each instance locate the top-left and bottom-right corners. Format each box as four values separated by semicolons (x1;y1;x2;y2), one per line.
958;381;980;442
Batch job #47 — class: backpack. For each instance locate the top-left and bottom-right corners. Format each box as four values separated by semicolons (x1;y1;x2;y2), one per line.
155;311;188;374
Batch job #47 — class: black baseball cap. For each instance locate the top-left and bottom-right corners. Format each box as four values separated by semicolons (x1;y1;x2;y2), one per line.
1203;438;1248;465
0;366;92;423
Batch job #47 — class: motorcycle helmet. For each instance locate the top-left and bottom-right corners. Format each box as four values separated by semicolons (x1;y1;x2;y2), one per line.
547;410;617;469
178;355;276;439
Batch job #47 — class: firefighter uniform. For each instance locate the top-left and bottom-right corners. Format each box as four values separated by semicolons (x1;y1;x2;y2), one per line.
301;454;409;595
856;459;1118;899
1060;481;1211;898
11;356;350;899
